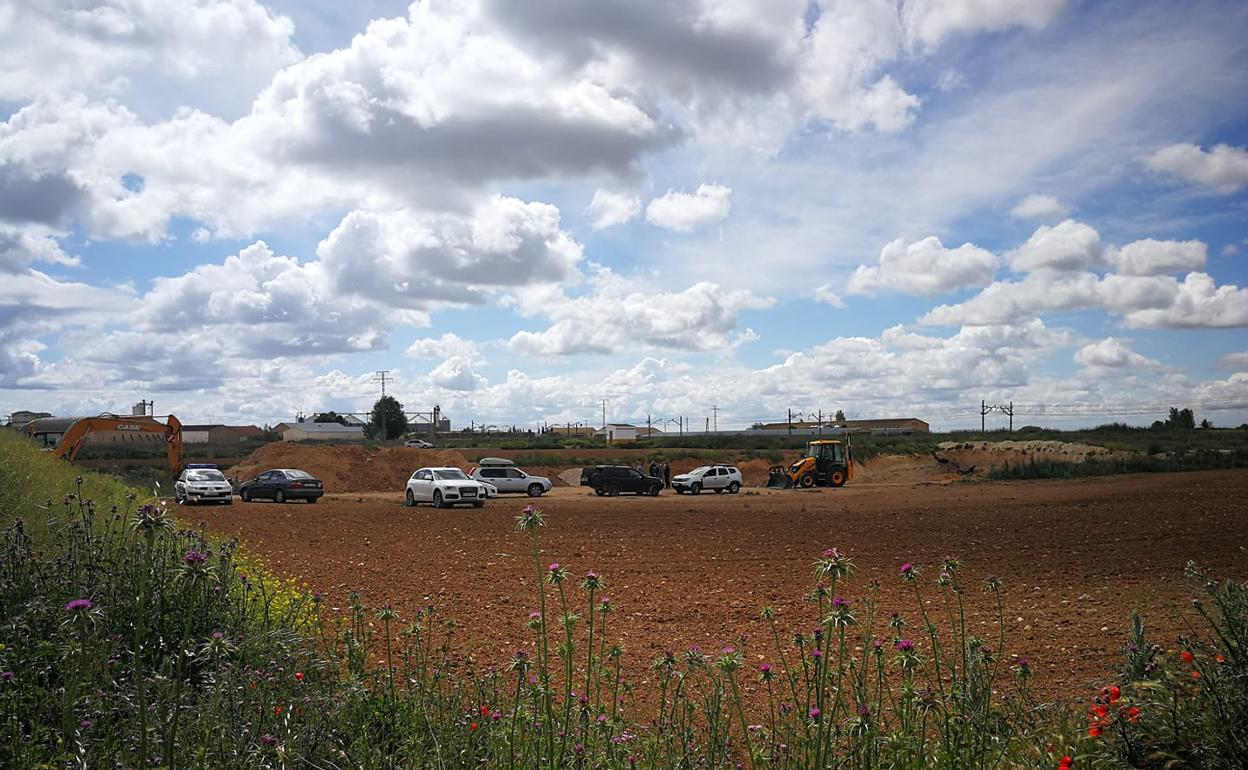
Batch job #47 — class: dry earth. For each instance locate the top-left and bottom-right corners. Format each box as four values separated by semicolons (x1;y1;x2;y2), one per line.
185;462;1248;705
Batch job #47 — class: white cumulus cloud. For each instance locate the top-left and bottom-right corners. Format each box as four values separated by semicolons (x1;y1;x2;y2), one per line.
1010;194;1069;221
1145;143;1248;193
1111;238;1207;276
1075;338;1160;370
849;235;997;296
586;190;642;230
1008;219;1104;273
645;184;732;232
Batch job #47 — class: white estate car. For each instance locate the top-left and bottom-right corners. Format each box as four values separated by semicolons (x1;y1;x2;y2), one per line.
174;466;234;505
405;467;490;508
470;463;552;497
672;465;743;495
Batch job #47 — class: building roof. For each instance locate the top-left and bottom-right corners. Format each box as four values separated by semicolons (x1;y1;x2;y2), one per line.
281;422;364;434
181;424;227;431
229;425;264;437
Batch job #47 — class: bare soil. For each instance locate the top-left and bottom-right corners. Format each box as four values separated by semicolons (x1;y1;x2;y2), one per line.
186;463;1248;705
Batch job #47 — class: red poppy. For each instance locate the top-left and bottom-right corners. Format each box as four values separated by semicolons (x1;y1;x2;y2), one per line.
1088;725;1102;738
1215;654;1226;664
1058;757;1073;770
1180;650;1194;663
294;672;304;682
274;705;283;716
1127;707;1141;724
1091;704;1108;720
480;705;490;716
1191;670;1201;679
469;722;479;732
1108;686;1120;703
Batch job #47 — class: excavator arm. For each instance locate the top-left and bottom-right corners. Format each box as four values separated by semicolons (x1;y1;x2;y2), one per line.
52;414;184;476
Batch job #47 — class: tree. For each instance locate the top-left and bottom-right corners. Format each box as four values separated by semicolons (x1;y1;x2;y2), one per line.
366;396;408;440
313;411;348;425
834;409;846;422
1166;407;1196;430
1199;418;1213;429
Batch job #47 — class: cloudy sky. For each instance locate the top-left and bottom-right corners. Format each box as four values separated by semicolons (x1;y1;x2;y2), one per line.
2;0;1247;431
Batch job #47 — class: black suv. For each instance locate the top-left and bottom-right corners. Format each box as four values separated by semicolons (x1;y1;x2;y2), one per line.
580;465;663;496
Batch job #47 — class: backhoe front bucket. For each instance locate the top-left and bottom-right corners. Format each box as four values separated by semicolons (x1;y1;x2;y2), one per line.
767;466;794;489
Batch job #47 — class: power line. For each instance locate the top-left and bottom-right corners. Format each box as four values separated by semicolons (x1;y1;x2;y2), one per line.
373;370;391;397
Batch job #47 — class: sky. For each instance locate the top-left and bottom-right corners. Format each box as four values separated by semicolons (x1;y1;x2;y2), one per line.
1;0;1247;432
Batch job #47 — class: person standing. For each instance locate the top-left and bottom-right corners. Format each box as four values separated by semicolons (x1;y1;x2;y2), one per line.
664;461;672;488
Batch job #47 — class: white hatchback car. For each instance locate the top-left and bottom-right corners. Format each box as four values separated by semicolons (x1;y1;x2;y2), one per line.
174;466;234;505
405;467;490;508
672;465;743;495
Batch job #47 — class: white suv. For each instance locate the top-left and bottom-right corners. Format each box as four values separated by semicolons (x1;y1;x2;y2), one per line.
404;467;490;508
672;465;743;495
471;465;552;497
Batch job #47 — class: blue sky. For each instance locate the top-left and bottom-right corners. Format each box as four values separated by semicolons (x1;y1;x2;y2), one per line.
1;0;1246;431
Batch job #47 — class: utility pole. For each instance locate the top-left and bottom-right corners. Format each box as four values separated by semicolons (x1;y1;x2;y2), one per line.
787;408;793;436
647;414;652;439
818;409;822;436
374;370;391;397
600;399;609;429
981;399;1015;432
711;405;720;433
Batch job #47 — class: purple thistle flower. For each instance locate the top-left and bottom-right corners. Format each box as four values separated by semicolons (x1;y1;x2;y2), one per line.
64;598;93;613
528;611;541;620
896;639;915;652
260;734;278;748
811;649;822;659
548;562;560;572
808;707;821;720
183;550;207;566
722;646;736;655
759;663;772;673
857;705;872;718
79;719;94;730
900;563;914;576
1;671;13;682
822;548;842;558
1017;658;1030;669
600;596;610;605
831;595;849;608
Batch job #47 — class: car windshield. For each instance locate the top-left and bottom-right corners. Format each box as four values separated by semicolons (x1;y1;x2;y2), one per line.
187;470;225;482
283;469;314;479
689;466;712;476
433;469;468;481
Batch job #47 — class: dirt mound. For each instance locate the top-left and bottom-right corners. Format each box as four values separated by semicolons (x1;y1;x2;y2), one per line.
227;443;472;493
855;454;956;484
932;440;1126;476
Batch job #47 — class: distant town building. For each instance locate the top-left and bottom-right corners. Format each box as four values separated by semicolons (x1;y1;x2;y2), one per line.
6;410;52;429
548;425;597;437
276;422;365;442
181;424;265;444
594;424;639;444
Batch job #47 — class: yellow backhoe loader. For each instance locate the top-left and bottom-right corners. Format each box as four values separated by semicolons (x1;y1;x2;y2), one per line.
50;414;184;477
767;438;854;489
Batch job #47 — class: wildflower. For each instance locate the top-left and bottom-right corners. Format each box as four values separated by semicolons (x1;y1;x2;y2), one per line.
895;639;915;652
1;671;15;682
1126;706;1141;724
596;715;607;725
1108;685;1120;703
1015;658;1032;679
1088;725;1102;738
808;707;821;721
182;549;208;566
1190;670;1201;680
583;571;603;590
814;548;854;581
259;734;278;748
515;505;545;533
759;662;773;681
79;719;93;730
492;711;503;721
312;592;324;603
600;596;612;611
1058;756;1073;770
1180;650;1194;663
469;721;479;732
64;598;93;613
1216;654;1226;664
899;562;917;581
547;563;568;584
811;649;822;660
274;705;283;716
294;672;304;682
857;705;872;719
831;595;848;608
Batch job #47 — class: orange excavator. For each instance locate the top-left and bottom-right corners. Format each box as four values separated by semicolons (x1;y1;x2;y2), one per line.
51;414;184;476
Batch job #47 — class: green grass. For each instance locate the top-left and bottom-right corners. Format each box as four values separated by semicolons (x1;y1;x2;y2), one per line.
988;449;1248;480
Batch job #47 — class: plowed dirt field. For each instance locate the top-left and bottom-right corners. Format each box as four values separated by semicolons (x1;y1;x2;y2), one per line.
190;469;1248;703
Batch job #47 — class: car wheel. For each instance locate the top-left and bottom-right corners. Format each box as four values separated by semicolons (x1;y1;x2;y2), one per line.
473;501;485;508
275;490;286;504
527;483;544;497
648;484;661;496
831;470;847;487
405;489;416;507
308;497;318;504
728;481;741;494
433;490;444;509
606;484;621;497
595;488;606;496
798;473;816;489
241;490;251;503
691;482;702;495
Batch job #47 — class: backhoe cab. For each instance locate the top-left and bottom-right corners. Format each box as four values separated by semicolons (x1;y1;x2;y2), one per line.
767;438;853;489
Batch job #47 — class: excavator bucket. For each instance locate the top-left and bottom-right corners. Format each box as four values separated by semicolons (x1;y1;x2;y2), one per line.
766;465;794;489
